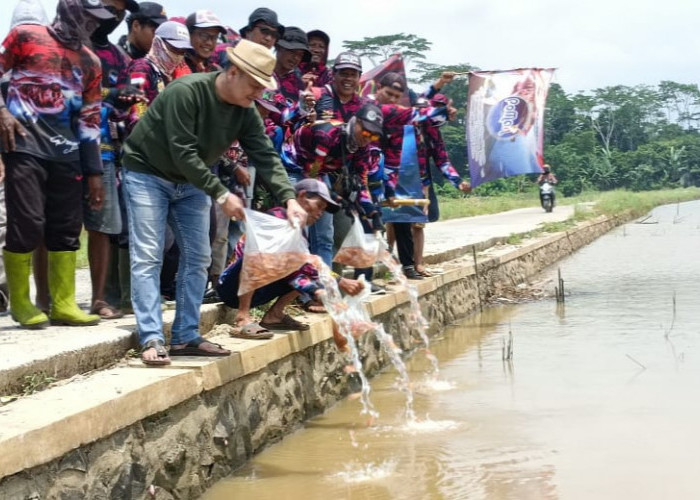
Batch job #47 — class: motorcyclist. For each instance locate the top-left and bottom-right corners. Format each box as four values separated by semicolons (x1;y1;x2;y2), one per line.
537;164;557;206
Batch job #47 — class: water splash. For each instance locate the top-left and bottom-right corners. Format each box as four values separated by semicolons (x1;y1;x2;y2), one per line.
343;279;416;422
379;250;440;379
315;260;378;420
329;460;397;483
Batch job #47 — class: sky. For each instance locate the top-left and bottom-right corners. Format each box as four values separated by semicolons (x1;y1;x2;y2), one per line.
3;0;699;94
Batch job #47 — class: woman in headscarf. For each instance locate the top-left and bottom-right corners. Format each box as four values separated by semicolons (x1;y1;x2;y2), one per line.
123;20;192;132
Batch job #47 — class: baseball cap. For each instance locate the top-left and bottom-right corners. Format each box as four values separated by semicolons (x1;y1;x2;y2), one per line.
430;93;449;106
356;104;384;136
81;0;116;20
155;21;192;49
333;51;362;72
185;10;226;33
132;1;167;25
240;7;284;38
276;27;310;53
294;179;340;213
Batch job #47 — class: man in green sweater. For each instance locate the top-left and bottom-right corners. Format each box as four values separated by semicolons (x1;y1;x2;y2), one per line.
122;39;307;365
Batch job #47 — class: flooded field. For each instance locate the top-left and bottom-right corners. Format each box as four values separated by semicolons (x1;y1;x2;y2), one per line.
204;201;700;500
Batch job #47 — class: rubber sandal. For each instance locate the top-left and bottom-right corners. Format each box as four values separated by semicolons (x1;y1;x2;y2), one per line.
90;300;125;320
141;339;171;366
230;322;273;340
260;314;310;331
169;337;231;357
415;266;434;277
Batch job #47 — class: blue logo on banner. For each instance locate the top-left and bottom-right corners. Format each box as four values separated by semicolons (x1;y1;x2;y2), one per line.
487;96;530;140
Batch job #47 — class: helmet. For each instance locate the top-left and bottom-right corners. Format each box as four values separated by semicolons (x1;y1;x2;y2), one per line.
543;164;551;174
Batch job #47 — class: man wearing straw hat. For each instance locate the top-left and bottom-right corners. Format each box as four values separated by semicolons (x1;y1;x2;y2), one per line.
122;39;307;365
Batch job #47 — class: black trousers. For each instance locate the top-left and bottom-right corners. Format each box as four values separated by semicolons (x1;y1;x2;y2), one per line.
3;152;83;253
393;222;415;268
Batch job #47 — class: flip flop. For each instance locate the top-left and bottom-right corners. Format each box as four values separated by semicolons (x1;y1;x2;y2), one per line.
169;337;231;357
141;339;171;366
260;314;310;331
230;322;273;340
415;266;434;277
90;300;125;320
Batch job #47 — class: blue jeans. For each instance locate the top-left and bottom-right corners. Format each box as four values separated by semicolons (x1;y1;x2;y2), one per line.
123;169;211;346
309;210;334;267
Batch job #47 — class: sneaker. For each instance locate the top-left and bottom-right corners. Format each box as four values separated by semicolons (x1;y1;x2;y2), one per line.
370;283;386;295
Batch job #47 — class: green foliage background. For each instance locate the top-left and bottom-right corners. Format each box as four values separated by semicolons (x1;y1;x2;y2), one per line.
343;34;700;198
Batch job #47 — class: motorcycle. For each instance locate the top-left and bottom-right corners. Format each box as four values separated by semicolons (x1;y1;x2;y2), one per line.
539;182;554;212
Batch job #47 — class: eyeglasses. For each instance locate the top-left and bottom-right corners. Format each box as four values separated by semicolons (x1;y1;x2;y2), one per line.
194;31;219;43
255;25;280;40
361;129;381;141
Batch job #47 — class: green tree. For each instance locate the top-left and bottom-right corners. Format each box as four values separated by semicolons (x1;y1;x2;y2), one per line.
544;83;577;146
341;33;432;67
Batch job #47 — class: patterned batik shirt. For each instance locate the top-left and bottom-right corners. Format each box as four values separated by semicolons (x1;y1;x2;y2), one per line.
93;42;130;163
422;123;463;188
293;120;376;217
122;57;165;133
298;61;332;88
0;24;103;174
315;84;366;123
274;68;305;103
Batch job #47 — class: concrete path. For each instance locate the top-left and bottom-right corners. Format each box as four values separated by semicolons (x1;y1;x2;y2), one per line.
0;203;576;395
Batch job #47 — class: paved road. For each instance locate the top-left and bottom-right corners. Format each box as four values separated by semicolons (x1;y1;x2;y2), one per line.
423;204;576;257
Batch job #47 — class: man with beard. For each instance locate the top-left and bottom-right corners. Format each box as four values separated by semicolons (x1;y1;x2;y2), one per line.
0;0;112;329
86;0;143;319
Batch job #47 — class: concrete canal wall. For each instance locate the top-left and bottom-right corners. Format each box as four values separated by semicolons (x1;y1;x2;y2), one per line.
0;214;627;500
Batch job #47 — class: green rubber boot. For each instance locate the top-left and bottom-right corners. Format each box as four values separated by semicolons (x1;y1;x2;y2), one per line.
3;250;49;329
48;251;100;326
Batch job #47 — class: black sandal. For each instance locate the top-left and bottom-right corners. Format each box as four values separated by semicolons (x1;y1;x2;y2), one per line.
169;337;231;357
141;339;171;366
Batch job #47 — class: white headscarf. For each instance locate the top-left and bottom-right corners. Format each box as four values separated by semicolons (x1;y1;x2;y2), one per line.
11;0;49;29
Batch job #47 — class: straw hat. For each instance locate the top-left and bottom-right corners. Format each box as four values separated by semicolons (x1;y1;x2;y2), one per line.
226;39;277;89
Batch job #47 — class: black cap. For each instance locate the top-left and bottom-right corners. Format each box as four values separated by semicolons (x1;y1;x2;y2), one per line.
356;104;384;136
306;29;330;47
277;27;309;53
132;1;167;25
124;0;139;12
82;0;116;20
240;7;284;38
294;179;340;213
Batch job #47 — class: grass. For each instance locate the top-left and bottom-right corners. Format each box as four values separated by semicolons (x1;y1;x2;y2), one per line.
453;187;700;244
437;187;700;222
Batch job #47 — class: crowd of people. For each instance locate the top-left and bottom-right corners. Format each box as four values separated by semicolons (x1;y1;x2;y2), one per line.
0;0;472;366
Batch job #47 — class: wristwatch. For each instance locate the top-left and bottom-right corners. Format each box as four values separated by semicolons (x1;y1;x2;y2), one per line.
216;192;229;205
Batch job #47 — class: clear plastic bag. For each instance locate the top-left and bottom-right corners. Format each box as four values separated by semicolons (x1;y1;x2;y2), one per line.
333;215;381;268
238;208;312;296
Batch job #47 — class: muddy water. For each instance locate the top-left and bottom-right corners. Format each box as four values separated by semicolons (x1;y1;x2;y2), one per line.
203;201;700;500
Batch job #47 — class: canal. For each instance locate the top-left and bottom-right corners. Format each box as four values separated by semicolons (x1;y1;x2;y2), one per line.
204;201;700;500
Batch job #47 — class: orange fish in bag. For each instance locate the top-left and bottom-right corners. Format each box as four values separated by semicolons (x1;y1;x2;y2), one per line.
333;214;381;268
238;208;314;296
